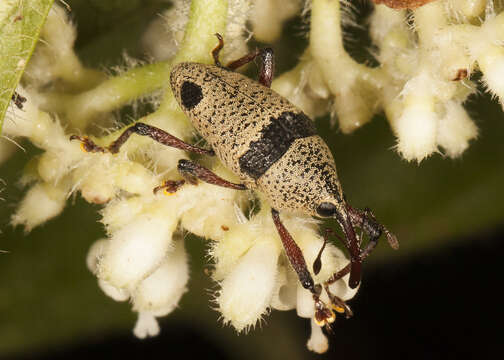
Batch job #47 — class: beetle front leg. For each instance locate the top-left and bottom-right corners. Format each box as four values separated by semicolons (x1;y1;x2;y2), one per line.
346;205;400;251
324;206;399;303
70;122;215;156
271;209;336;326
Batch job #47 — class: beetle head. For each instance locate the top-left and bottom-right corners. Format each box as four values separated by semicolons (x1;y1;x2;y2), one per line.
313;198;363;289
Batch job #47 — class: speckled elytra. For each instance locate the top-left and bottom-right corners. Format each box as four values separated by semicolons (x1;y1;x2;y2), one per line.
71;34;399;327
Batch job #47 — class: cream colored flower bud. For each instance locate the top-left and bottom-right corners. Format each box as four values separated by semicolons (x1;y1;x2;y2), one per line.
296;283;315;319
332;89;374;134
114;160;158;196
250;0;302;43
133;312;160;339
132;237;189;316
11;182;66;232
437;101;478;158
270;265;297;311
101;198;146;233
180;171;246;240
478;45;504;106
98;280;130;302
395;92;438;162
307;318;329;354
87;239;109;275
218;240;280;331
98;214;178;289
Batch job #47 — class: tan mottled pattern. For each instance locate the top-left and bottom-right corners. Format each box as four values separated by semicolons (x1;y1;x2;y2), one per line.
170;62;343;214
257;137;343;215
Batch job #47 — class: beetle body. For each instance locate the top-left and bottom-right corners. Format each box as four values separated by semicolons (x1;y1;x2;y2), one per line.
71;41;397;326
170;62;344;217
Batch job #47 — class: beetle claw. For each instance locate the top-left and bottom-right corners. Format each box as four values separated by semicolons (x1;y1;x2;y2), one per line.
313;296;336;327
153;180;186;195
69;135;106;153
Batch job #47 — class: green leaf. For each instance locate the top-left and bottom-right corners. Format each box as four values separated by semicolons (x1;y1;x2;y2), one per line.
0;0;54;134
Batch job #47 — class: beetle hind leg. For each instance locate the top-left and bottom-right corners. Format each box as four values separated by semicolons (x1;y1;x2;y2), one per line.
212;33;225;67
212;34;275;87
70;122;215;156
226;47;275;88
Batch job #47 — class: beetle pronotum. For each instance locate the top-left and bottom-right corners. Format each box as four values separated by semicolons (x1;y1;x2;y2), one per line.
71;34;399;327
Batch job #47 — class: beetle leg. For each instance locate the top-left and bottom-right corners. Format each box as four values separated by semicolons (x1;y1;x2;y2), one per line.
257;48;275;88
212;33;225;67
312;228;346;276
346;205;400;251
154;160;247;195
212;33;275;87
227;48;275;88
153;180;186;195
271;209;315;291
323;283;353;319
70;122;215;156
325;206;398;290
12;91;27;109
177;159;247;190
324;211;392;286
225;49;260;70
271;209;337;326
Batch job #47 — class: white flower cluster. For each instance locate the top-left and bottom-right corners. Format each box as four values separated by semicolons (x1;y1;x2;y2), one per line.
3;0;504;354
298;0;502;162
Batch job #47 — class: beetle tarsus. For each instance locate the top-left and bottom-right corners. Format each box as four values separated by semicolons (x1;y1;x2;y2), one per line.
11;91;27;109
323;283;353;318
153;180;186;195
69;135;106;153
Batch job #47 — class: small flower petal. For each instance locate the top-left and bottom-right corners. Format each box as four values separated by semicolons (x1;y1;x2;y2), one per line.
218;240;280;332
307;318;329;354
132;236;189;316
99;214;177;289
133;312;160;339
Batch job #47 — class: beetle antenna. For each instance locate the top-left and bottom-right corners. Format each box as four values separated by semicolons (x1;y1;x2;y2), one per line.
312;233;327;275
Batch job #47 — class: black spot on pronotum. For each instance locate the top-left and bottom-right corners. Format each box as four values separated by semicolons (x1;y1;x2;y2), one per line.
181;81;203;109
238;111;316;179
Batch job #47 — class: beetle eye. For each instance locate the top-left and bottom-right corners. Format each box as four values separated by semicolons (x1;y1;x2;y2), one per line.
316;202;337;217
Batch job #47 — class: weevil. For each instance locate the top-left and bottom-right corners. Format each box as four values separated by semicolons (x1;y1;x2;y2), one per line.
71;34;399;327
